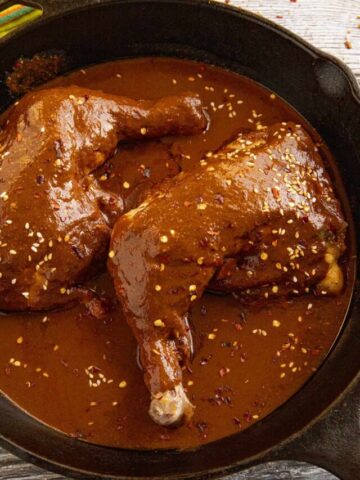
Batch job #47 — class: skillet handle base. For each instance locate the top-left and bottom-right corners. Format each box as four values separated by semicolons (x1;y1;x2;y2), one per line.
272;379;360;480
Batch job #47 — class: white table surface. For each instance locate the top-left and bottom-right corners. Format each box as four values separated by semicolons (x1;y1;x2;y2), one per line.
0;0;359;478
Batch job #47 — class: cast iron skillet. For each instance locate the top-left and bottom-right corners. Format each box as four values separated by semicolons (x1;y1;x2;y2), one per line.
0;1;359;479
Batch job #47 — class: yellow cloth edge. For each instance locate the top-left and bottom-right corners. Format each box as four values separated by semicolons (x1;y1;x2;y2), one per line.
0;9;42;39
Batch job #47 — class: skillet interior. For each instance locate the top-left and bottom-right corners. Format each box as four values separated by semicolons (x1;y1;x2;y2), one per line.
0;1;359;479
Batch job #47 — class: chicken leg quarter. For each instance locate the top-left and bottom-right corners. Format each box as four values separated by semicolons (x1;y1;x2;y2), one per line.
108;123;347;426
0;86;207;311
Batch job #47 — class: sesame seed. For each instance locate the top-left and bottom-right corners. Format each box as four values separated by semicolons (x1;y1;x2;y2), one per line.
160;235;168;243
208;333;216;340
272;285;279;293
190;295;197;302
123;181;130;189
272;320;281;328
140;127;147;135
154;285;162;292
187;380;194;386
119;380;127;388
197;257;204;265
154;319;165;328
260;252;268;261
197;203;207;210
16;336;23;344
108;250;115;258
189;284;197;292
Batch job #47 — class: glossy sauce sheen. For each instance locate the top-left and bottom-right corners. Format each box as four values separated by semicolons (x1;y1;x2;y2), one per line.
0;58;354;449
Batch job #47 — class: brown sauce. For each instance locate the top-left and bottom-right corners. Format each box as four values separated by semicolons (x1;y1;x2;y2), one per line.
0;58;355;449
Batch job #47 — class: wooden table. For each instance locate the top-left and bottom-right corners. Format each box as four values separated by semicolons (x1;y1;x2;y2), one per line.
0;0;359;478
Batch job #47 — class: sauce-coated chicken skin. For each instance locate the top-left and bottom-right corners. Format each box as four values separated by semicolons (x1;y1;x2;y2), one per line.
0;87;207;311
108;123;346;426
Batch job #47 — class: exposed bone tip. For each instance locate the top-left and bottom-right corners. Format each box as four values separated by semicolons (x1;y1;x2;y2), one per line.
317;245;344;295
149;384;194;427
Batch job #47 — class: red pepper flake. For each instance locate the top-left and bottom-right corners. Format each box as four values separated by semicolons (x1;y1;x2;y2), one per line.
243;411;252;423
239;352;247;363
219;367;230;377
233;417;242;427
196;421;208;438
200;354;212;366
208;386;233;407
88;365;102;374
36;175;45;185
272;187;280;199
276;15;283;19
214;193;224;205
345;37;352;49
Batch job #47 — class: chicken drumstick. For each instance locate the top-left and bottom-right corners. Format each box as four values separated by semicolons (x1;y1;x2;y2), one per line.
108;123;346;426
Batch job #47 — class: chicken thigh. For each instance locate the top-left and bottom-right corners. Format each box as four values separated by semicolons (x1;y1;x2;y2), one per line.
0;86;207;311
108;122;347;426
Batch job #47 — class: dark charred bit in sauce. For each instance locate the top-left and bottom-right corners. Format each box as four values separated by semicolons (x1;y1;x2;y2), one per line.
195;421;208;438
0;57;354;451
6;51;67;96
